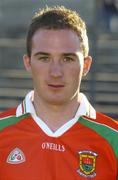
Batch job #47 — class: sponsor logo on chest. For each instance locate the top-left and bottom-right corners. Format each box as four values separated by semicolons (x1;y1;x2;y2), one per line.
42;142;65;152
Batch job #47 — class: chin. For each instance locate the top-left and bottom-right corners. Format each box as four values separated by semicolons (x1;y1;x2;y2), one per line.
46;97;67;106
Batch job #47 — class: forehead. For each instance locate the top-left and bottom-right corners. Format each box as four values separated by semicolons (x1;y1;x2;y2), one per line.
31;29;81;53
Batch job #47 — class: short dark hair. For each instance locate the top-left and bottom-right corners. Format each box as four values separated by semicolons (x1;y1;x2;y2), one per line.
26;6;89;57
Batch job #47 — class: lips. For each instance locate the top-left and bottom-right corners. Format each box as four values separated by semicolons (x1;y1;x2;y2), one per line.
48;84;64;87
48;84;64;89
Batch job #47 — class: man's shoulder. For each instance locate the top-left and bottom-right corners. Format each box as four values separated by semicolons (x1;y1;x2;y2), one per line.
0;108;30;131
96;112;118;131
0;108;16;119
83;111;118;131
96;111;117;122
81;112;118;159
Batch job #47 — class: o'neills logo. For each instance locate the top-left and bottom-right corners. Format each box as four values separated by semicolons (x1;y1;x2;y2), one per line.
42;142;65;152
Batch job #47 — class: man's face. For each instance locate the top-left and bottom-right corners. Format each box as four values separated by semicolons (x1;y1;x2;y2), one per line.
24;29;92;105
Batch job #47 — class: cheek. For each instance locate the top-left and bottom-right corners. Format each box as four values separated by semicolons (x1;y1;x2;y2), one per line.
67;66;83;88
31;63;48;77
69;66;82;79
31;66;51;90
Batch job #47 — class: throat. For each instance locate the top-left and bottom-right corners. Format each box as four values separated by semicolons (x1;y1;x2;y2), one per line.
33;101;80;132
33;91;81;132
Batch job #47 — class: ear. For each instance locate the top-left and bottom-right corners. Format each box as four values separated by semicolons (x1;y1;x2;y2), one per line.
23;54;31;72
83;56;92;76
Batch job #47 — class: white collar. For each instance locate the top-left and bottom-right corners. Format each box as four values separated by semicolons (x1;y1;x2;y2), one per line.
16;91;96;137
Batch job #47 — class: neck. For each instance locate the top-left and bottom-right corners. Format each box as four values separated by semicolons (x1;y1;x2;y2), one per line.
33;92;82;132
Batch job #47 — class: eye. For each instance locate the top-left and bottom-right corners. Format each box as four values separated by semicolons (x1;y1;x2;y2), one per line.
63;56;75;62
38;56;50;62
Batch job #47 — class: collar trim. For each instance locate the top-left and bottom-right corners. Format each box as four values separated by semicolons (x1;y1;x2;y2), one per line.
16;91;96;137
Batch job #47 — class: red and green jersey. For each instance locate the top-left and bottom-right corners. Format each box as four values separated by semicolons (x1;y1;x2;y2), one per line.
0;109;118;180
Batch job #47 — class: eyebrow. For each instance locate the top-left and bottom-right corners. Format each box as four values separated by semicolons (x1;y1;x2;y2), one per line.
34;52;78;57
62;53;78;57
34;52;50;57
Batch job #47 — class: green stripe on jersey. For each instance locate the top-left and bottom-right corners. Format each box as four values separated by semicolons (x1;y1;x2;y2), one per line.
0;113;30;131
79;116;118;160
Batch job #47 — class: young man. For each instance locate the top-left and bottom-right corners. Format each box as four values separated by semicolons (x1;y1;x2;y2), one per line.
0;6;118;180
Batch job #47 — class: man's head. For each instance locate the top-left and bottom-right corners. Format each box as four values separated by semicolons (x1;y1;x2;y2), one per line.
24;6;92;106
26;5;89;58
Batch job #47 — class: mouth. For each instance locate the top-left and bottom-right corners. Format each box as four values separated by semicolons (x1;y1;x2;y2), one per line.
48;84;64;89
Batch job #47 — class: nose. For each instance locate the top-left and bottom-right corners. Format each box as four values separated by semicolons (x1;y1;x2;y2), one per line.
49;61;63;78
